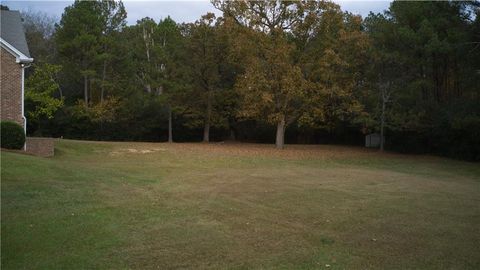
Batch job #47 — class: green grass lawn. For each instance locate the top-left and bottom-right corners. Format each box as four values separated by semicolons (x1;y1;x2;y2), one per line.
2;140;480;269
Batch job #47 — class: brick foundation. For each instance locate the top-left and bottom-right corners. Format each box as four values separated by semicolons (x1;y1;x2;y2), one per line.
25;137;55;157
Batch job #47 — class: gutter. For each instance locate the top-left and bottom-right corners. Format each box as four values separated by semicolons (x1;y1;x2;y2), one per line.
0;38;33;63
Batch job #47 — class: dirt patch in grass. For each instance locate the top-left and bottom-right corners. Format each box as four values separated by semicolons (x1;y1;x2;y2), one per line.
109;147;166;156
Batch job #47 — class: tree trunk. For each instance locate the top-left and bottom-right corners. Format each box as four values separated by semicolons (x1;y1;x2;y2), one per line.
380;96;386;152
101;60;107;104
203;122;210;143
89;78;93;105
53;73;63;98
275;116;286;149
83;75;88;107
229;128;236;141
168;105;173;143
203;90;212;143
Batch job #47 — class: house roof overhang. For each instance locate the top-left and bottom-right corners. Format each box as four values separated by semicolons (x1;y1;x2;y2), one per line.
0;38;34;64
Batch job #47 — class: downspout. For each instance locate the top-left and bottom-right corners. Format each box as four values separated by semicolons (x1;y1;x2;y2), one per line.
21;63;32;150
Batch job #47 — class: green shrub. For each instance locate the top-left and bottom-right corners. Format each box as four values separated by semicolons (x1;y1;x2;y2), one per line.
1;121;25;149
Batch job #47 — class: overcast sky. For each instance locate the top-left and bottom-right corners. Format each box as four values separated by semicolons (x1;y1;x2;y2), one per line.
3;0;391;25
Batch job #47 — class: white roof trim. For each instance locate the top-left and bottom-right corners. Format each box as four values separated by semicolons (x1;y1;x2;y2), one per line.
0;37;33;63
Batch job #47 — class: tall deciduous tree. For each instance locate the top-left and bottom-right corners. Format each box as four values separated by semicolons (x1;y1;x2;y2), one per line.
213;0;314;148
126;17;159;94
296;8;370;134
123;16;187;142
234;30;307;149
21;11;57;64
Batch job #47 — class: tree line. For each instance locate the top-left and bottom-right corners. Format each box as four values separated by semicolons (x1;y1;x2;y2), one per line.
16;0;480;160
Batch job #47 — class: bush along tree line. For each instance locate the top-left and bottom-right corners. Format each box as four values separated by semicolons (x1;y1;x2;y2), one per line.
16;0;480;160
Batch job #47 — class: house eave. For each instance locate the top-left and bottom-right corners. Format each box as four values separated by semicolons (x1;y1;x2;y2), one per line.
0;37;34;63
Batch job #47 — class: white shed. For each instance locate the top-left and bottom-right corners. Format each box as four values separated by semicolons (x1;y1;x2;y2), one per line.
365;133;383;148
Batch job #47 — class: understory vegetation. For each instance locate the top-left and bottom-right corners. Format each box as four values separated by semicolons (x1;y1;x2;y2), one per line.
7;1;480;159
2;140;480;269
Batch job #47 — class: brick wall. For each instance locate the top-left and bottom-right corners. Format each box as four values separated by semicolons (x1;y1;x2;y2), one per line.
26;137;55;157
1;47;24;128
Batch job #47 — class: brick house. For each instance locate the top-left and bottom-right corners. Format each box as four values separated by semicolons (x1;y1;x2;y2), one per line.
1;10;34;133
